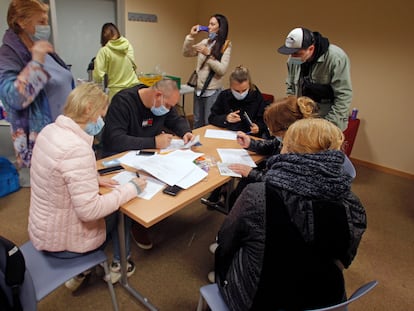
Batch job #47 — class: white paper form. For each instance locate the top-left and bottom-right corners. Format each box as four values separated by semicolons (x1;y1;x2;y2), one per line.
205;129;237;140
118;151;157;170
160;135;201;153
217;162;241;177
111;171;165;200
216;149;257;168
175;164;208;189
138;151;199;186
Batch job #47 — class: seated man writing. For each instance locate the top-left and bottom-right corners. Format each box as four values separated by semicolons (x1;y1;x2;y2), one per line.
102;78;194;249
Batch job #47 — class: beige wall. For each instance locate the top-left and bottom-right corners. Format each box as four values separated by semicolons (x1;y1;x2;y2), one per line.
124;0;414;175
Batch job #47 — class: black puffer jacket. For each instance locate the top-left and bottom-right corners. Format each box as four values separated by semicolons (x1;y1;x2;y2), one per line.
215;150;367;311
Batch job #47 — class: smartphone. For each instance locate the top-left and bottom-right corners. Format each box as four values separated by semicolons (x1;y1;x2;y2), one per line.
97;165;124;175
198;25;209;32
162;185;183;196
136;150;156;156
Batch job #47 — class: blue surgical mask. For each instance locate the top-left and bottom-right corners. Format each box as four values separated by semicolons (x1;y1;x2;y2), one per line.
151;98;170;116
208;32;217;40
288;56;304;66
231;89;249;101
84;116;104;136
30;25;51;41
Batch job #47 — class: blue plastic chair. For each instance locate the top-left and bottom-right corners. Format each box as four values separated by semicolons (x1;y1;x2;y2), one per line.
196;281;378;311
3;240;119;310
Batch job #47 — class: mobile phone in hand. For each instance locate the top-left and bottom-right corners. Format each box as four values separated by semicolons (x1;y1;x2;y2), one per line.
162;185;183;196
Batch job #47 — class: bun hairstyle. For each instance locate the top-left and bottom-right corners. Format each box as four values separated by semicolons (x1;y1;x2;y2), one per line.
229;65;255;90
282;118;344;154
264;95;317;136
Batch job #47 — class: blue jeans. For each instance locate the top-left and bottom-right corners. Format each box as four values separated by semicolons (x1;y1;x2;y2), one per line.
193;89;221;129
45;211;132;263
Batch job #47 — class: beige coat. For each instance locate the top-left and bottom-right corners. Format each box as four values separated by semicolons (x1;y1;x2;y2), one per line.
183;35;232;91
29;115;137;253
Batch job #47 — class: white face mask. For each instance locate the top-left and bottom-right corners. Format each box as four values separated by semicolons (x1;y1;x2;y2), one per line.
151;97;170;116
231;89;249;101
30;25;51;41
288;56;304;66
84;116;105;136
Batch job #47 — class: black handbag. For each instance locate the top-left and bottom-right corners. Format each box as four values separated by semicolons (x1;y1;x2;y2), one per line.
187;70;198;87
187;55;209;88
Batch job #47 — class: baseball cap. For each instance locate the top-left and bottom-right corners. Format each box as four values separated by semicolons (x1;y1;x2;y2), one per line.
277;27;314;54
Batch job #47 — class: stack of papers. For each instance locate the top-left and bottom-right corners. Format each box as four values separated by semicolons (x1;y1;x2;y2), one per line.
118;150;207;189
160;135;201;153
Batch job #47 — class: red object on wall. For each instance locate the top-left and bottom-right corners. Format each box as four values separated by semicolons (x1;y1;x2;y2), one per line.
343;117;360;157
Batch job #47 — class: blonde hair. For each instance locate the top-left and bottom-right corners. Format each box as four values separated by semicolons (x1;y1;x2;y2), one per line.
282;118;344;154
264;95;317;136
7;0;49;34
63;83;108;123
229;65;255;90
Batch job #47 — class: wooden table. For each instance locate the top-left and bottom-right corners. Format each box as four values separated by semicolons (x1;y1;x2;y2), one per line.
98;125;264;228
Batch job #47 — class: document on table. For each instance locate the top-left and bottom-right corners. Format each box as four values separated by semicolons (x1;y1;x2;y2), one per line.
205;129;237;140
111;171;165;200
217;162;241;177
216;148;257;167
118;151;157;169
138;150;207;187
160;135;201;153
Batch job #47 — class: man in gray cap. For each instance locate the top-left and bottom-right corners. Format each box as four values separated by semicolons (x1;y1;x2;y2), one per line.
278;27;352;130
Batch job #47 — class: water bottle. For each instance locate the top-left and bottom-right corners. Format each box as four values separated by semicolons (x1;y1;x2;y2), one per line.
351;108;358;120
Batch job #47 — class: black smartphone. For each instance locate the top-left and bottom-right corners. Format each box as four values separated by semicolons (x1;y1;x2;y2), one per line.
162;185;183;196
136;150;156;156
97;165;124;175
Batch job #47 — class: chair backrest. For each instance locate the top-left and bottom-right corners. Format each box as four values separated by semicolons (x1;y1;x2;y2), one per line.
197;280;378;311
305;280;378;311
342;117;360;157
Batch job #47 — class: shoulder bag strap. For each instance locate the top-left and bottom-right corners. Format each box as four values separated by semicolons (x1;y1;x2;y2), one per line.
199;39;230;96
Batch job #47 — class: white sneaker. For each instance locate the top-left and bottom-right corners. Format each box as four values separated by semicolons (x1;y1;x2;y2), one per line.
208;271;215;283
109;260;136;284
209;242;218;254
65;270;91;291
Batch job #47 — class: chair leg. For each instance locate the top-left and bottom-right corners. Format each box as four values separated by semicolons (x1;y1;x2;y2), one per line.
102;260;119;311
196;293;205;311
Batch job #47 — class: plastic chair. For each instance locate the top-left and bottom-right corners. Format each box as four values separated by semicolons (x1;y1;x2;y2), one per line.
196;280;378;311
196;283;229;311
7;240;119;310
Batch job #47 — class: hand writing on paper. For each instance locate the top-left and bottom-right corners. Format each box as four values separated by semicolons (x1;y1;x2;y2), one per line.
182;132;194;144
98;176;119;188
155;132;173;149
228;163;253;178
130;177;147;191
226;110;241;123
236;131;251;148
